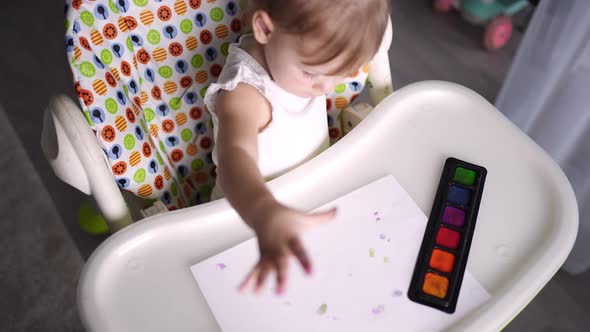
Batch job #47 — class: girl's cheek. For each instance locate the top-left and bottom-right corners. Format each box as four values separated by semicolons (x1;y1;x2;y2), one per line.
293;73;309;84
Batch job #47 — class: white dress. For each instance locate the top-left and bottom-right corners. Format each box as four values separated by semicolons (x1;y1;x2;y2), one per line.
204;35;330;200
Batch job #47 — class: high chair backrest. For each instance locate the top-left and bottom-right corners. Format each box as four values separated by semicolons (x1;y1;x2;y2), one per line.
65;0;374;210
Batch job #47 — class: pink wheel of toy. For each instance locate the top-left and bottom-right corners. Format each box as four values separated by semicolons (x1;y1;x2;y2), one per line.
484;15;513;50
433;0;453;13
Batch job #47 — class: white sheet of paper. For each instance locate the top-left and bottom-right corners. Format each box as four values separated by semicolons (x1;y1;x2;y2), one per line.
191;175;490;331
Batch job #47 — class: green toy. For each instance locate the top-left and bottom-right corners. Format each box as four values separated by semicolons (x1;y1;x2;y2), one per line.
433;0;530;50
78;200;110;235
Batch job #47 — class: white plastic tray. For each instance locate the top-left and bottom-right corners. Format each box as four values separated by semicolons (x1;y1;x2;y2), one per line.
78;81;578;332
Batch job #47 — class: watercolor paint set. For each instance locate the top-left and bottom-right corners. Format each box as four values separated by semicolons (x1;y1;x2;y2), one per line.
408;157;487;313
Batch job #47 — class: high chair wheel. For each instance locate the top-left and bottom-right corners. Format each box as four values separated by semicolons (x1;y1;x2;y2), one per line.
341;102;374;135
484;15;513;50
78;200;110;236
434;0;453;13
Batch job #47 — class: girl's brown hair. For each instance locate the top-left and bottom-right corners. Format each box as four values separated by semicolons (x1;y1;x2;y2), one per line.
249;0;390;75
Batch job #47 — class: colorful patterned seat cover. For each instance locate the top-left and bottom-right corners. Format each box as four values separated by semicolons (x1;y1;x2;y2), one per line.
65;0;369;210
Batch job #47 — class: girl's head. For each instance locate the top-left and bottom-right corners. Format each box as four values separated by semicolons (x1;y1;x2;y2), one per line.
249;0;390;98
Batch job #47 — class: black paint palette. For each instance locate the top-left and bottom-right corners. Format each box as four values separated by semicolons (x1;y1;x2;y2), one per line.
408;157;487;313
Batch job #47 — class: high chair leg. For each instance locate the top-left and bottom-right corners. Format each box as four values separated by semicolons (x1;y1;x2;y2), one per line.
368;15;394;106
341;102;374;135
42;95;132;232
341;15;393;137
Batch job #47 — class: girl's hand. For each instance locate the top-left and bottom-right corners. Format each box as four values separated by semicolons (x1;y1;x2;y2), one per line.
238;204;337;295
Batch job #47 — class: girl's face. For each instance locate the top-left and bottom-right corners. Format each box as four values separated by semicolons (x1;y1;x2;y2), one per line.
263;30;352;98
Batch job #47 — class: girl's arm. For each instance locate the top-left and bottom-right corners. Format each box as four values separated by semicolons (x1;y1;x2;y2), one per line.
214;83;336;295
215;83;277;223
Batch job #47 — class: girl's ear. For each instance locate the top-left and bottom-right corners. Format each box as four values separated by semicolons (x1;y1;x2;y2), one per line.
251;10;275;44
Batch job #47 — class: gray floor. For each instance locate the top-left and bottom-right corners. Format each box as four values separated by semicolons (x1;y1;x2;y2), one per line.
0;0;589;331
0;106;83;331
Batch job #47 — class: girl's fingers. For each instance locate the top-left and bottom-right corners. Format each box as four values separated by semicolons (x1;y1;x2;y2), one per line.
313;207;337;223
275;256;289;295
255;260;273;294
301;207;337;230
239;265;259;293
288;238;312;274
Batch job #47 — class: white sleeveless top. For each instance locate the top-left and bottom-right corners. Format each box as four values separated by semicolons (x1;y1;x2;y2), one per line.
204;35;330;199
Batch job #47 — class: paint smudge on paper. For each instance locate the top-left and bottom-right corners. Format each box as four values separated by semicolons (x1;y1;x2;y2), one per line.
383;256;390;263
392;290;403;297
372;304;385;316
369;248;375;257
379;234;386;240
216;263;226;270
373;211;381;222
317;303;328;315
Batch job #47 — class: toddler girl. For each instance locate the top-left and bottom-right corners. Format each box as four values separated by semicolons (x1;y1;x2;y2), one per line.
204;0;390;295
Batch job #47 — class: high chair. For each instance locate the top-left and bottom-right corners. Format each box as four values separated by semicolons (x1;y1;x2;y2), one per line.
43;0;393;232
76;81;578;331
44;1;578;331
